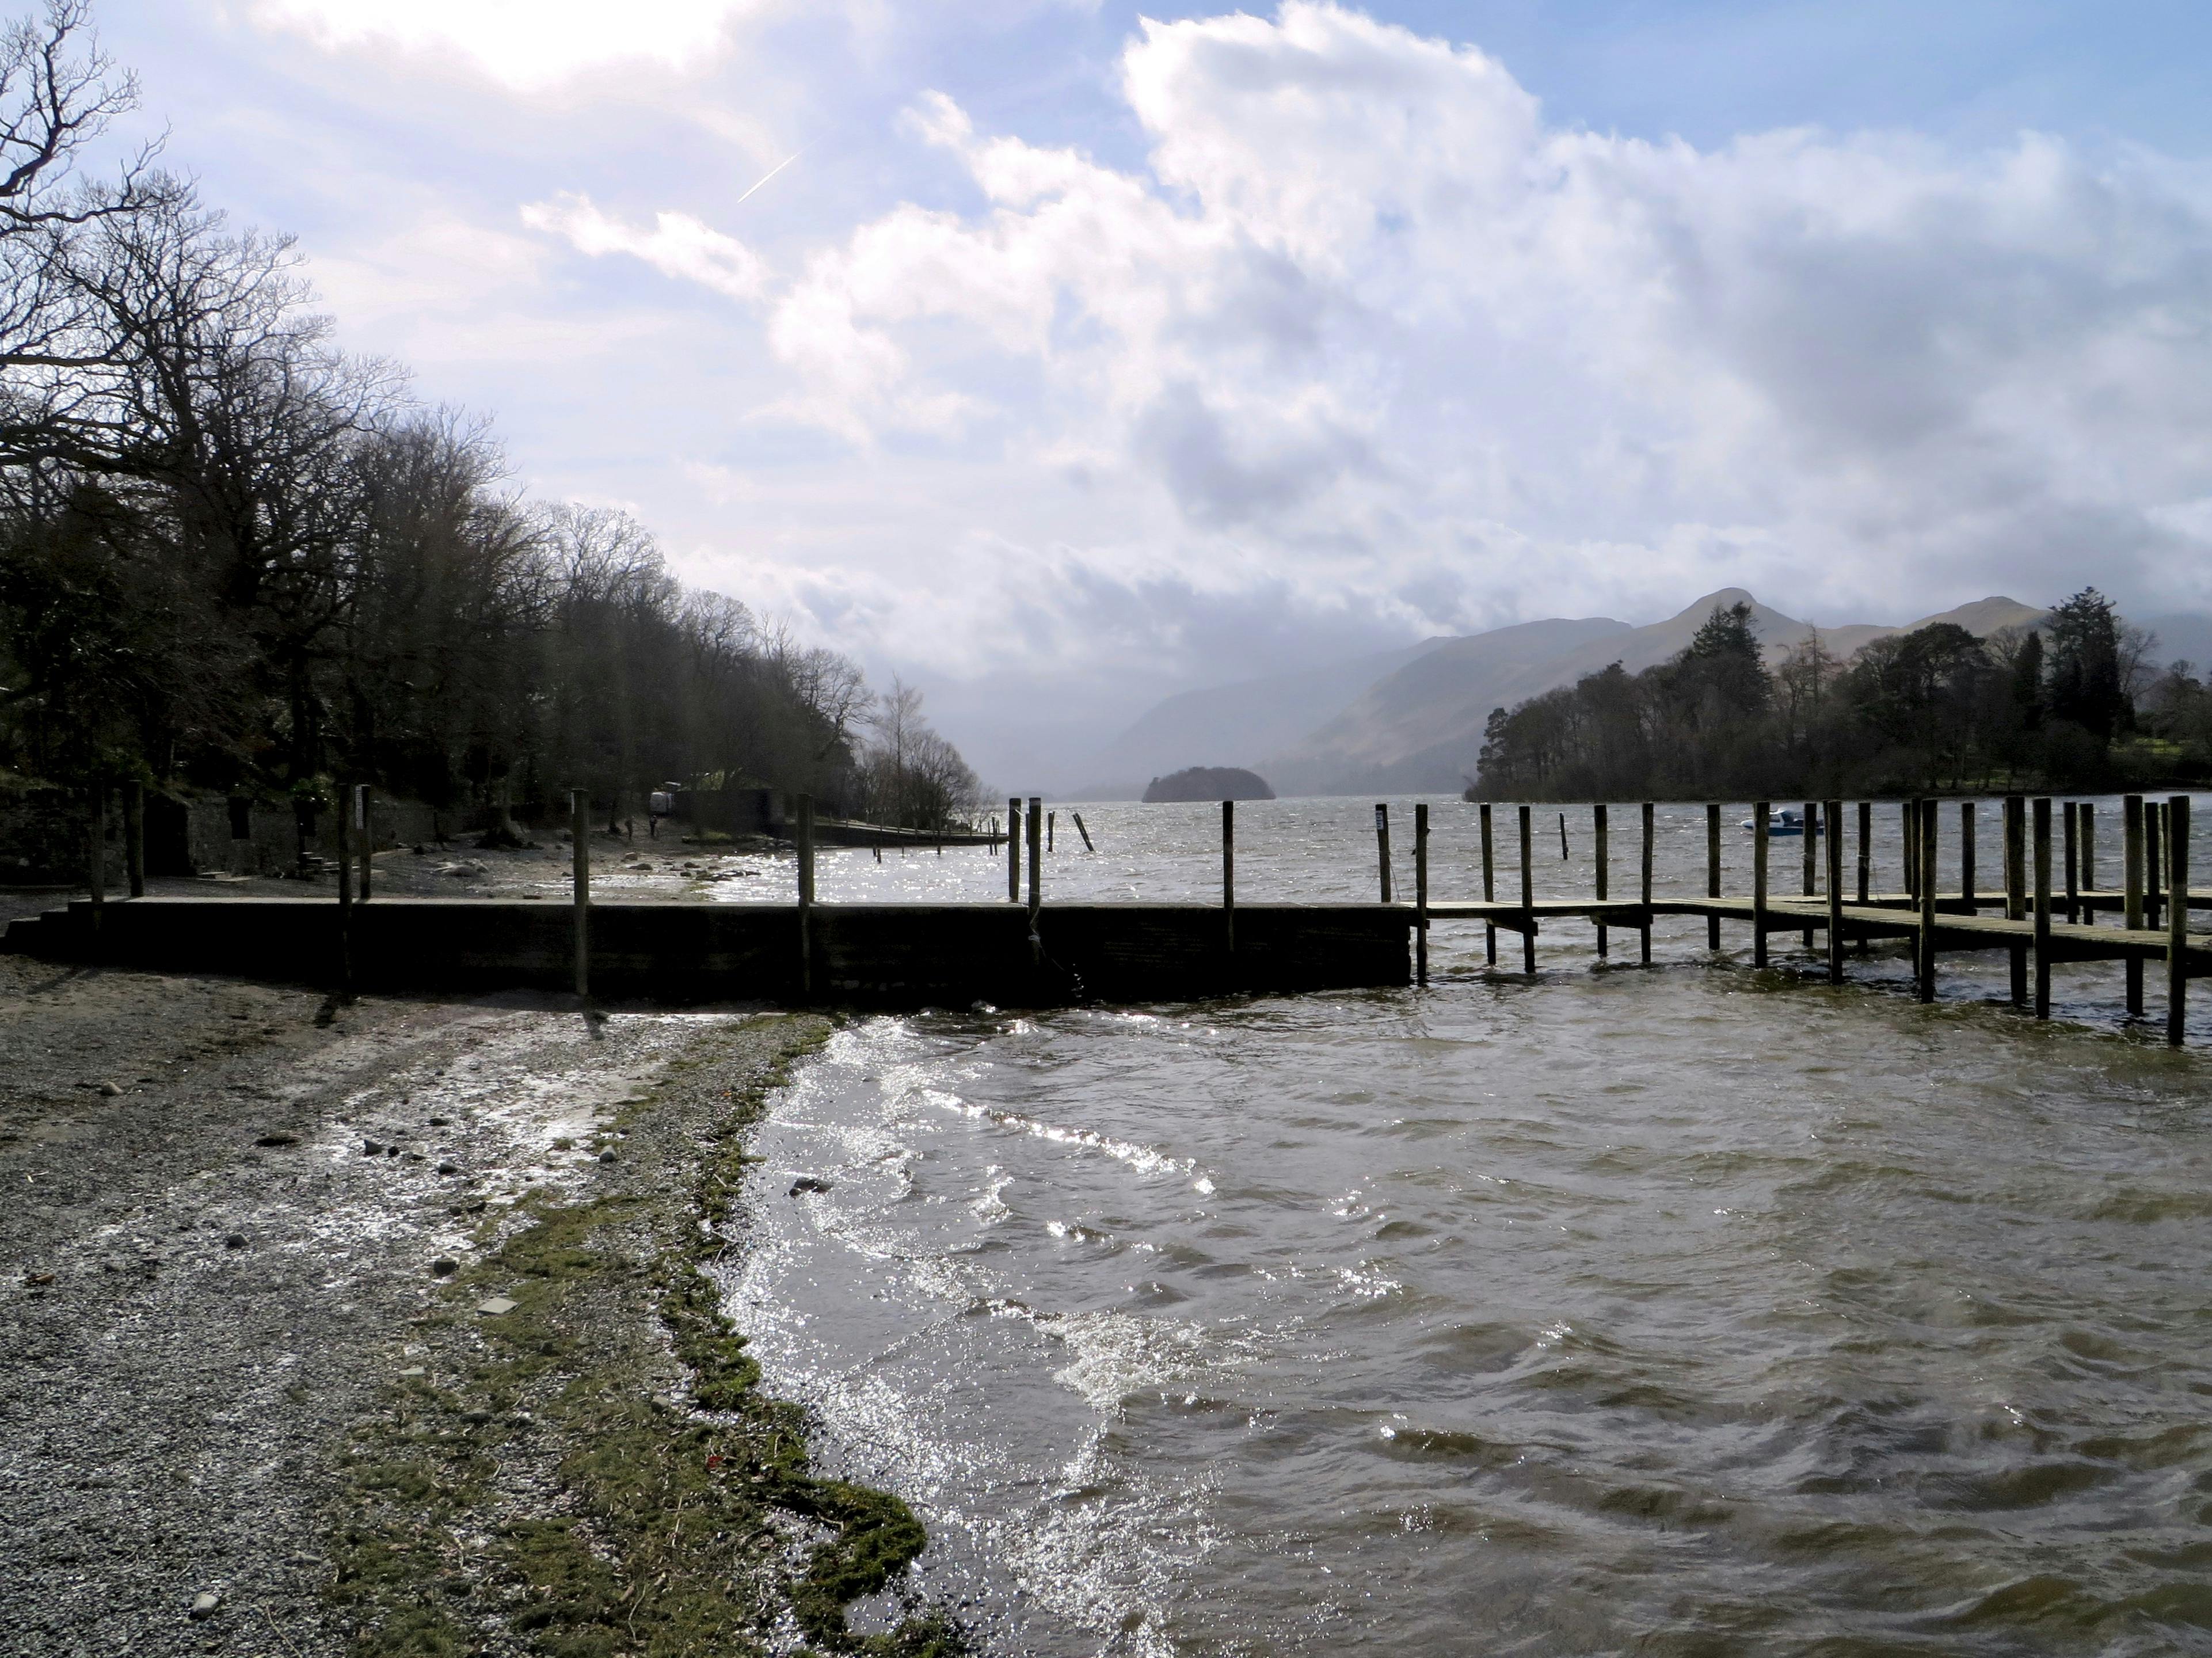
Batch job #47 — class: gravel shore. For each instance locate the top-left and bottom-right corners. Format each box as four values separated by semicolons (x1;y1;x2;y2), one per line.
0;955;916;1657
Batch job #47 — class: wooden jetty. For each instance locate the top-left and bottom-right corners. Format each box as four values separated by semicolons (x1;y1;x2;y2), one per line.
6;790;2207;1045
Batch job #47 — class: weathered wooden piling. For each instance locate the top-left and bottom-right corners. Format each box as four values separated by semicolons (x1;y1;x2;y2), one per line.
1856;800;1872;908
1903;800;1918;900
2147;801;2164;931
1479;803;1497;966
1072;812;1095;852
123;781;144;899
1048;811;1055;853
2169;794;2191;1047
1640;801;1655;965
573;788;592;1001
335;782;352;997
1517;804;1536;974
1802;799;1817;948
1594;803;1609;959
1917;800;1938;1003
1825;799;1845;983
1558;812;1568;860
2032;797;2053;1019
1753;802;1770;968
1221;800;1235;958
1375;804;1394;903
1414;802;1429;987
1959;800;1975;912
1706;804;1722;950
2081;804;2096;907
1008;798;1023;904
2063;802;2078;923
1026;797;1042;920
2004;794;2027;1006
2125;794;2145;1015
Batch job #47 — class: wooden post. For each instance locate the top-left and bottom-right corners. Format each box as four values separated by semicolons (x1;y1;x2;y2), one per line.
2147;800;2164;932
2063;802;2078;923
2125;793;2145;1016
1753;802;1769;967
1517;804;1536;973
332;782;352;997
1856;800;1871;906
1705;803;1722;950
1072;812;1095;852
1375;804;1394;903
1917;798;1939;1003
1825;799;1845;983
572;789;591;1001
794;793;814;1001
1557;811;1568;859
86;781;107;941
1414;802;1429;987
1903;800;1918;900
1007;797;1022;903
1479;803;1497;966
123;781;144;899
1594;803;1609;960
1801;799;1817;948
1048;811;1055;853
1221;800;1235;959
1026;796;1042;920
2033;797;2053;1020
2005;794;2027;1007
1958;800;1974;913
2081;803;2096;908
1640;801;1655;965
2168;794;2190;1047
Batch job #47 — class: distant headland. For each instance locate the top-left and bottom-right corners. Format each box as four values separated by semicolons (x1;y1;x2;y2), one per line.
1142;767;1276;803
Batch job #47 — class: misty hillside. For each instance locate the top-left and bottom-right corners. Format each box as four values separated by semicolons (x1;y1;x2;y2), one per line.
1086;590;2093;798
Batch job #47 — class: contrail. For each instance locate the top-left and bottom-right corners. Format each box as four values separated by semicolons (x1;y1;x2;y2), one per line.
735;150;802;206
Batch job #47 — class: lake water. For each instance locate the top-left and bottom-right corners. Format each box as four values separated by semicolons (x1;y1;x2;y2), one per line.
719;798;2212;1655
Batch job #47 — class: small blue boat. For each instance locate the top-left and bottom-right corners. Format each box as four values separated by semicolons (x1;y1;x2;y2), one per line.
1740;808;1817;836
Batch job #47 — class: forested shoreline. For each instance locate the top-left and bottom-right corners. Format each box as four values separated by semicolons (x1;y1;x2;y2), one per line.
1468;591;2212;803
0;3;981;847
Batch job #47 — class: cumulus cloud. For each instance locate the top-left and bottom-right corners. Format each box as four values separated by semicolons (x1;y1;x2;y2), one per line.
713;1;2212;650
250;0;769;87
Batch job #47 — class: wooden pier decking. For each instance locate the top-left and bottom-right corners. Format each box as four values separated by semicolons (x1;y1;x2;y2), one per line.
6;791;2206;1044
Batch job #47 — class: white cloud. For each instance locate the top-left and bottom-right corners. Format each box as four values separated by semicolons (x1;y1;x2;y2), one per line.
249;0;770;86
520;192;770;302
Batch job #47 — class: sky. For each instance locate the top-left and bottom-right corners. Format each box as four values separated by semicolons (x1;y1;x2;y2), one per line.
83;1;2212;788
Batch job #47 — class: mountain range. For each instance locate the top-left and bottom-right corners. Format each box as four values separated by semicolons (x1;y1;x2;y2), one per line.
1075;588;2212;799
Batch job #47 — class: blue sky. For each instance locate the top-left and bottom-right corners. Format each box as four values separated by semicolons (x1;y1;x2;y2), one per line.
83;2;2212;785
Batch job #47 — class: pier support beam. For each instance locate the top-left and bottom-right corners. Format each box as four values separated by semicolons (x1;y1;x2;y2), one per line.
1518;804;1536;975
2125;794;2145;1016
1414;802;1429;987
1594;803;1609;960
1479;803;1497;967
1706;804;1722;952
1640;802;1655;966
1826;799;1844;984
1802;799;1817;950
1008;797;1022;904
2005;794;2027;1006
1375;803;1394;903
1221;800;1235;960
2033;797;2052;1019
1753;802;1769;968
1917;800;1938;1003
2169;795;2191;1047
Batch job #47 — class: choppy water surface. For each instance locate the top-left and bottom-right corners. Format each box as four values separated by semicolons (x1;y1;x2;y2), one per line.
726;800;2212;1655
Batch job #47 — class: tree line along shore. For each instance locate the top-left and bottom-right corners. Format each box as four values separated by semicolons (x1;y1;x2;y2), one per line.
1467;590;2205;803
0;5;987;876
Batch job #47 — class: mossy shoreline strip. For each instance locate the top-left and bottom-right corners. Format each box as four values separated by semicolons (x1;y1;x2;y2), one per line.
328;1011;961;1657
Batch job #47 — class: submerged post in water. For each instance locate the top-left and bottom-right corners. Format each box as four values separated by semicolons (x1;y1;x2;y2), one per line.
1415;802;1429;987
1825;799;1845;983
1594;803;1609;960
2063;802;2078;923
1802;799;1817;949
2148;801;2165;932
1902;799;1917;900
1640;801;1655;966
1479;802;1497;967
1221;800;1235;959
1753;802;1769;968
1856;799;1871;907
1705;803;1722;951
2033;797;2053;1020
2168;794;2190;1047
1027;796;1042;919
1008;797;1022;904
2125;793;2145;1015
1918;800;1939;1004
1375;803;1394;903
1959;800;1975;913
2080;804;2096;911
2005;794;2027;1006
1072;812;1095;852
1518;804;1535;975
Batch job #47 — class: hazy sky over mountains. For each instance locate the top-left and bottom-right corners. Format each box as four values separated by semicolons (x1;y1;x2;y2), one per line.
97;2;2212;782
